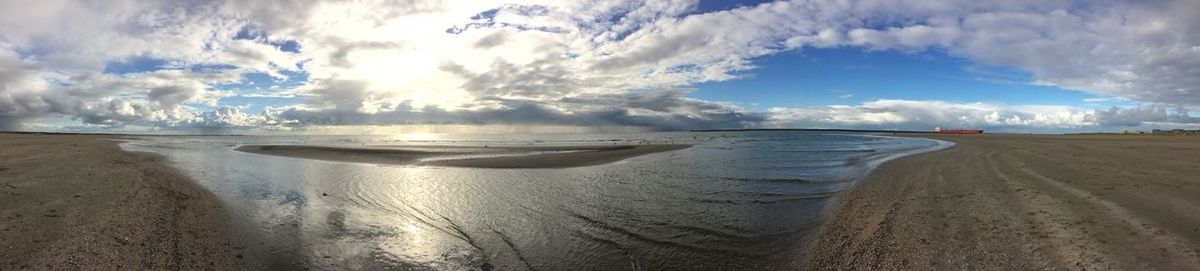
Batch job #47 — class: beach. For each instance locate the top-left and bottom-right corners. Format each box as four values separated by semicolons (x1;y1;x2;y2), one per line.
0;134;241;270
6;132;1200;270
803;134;1200;270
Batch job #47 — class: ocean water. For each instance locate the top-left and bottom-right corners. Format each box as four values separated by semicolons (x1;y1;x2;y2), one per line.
121;131;950;270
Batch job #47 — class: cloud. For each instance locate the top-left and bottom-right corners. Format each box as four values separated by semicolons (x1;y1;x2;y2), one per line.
1093;105;1199;126
0;0;1198;132
768;99;1198;132
0;0;290;129
802;0;1200;105
277;89;764;131
189;106;271;128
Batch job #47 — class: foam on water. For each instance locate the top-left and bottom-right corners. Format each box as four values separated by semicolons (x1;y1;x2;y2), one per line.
121;131;950;270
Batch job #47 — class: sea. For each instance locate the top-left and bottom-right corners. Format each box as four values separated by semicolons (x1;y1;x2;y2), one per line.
120;131;951;270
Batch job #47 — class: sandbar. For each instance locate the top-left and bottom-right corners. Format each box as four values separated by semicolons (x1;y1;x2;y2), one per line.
236;144;691;168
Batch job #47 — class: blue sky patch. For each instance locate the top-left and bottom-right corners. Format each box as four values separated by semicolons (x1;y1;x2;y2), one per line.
103;57;172;74
691;47;1099;109
696;0;777;13
234;27;302;53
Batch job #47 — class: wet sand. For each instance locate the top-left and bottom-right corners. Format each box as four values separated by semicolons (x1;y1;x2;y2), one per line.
235;145;452;165
236;144;691;168
0;133;242;269
803;134;1200;270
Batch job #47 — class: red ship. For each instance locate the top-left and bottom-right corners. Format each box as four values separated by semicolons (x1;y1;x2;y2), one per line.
933;126;983;134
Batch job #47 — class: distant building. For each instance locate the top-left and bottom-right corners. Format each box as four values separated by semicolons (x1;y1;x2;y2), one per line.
1151;128;1200;135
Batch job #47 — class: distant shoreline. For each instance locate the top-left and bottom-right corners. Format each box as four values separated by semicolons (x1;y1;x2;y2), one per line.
691;128;934;133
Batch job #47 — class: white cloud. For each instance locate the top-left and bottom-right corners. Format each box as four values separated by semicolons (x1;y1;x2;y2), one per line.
0;0;1198;132
814;1;1200;105
768;99;1197;131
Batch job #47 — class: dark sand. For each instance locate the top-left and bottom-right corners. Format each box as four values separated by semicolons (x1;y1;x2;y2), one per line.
803;134;1200;270
236;144;691;168
0;134;242;270
235;145;452;165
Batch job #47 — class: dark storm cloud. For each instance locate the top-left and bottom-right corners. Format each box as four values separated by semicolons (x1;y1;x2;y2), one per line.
278;90;764;130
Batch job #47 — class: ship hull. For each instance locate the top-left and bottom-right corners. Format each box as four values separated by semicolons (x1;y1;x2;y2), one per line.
934;129;984;134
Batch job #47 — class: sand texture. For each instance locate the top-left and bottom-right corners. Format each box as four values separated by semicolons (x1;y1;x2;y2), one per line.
236;144;691;168
803;134;1200;270
0;133;242;270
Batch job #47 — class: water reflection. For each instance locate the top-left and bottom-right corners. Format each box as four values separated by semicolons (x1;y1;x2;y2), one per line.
122;132;946;270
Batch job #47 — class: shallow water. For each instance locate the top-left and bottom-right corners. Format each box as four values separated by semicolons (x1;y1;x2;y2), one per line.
121;131;949;270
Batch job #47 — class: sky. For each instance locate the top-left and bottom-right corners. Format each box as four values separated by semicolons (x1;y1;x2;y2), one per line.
1;0;1198;134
